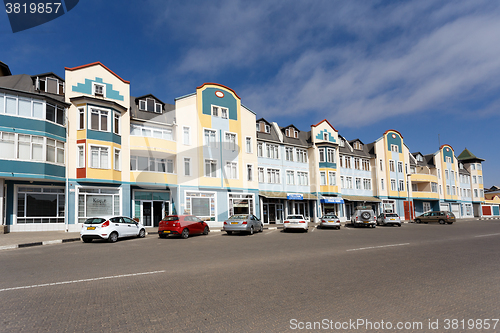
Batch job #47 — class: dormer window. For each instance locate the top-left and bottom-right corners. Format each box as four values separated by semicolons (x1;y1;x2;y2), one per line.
256;123;260;131
294;130;298;138
353;141;363;150
339;139;344;147
265;125;270;133
139;98;162;113
36;76;64;95
416;154;423;162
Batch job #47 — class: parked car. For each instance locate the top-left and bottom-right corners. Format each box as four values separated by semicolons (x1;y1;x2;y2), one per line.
318;213;341;229
223;214;263;235
158;215;210;239
81;216;146;243
376;213;402;227
351;206;376;228
414;211;455;224
283;215;309;232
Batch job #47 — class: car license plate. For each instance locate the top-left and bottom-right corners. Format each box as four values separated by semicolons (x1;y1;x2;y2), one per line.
390;219;395;220
87;227;96;230
164;230;170;233
231;222;238;224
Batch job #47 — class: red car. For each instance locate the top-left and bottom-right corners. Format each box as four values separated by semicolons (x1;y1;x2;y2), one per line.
158;215;210;239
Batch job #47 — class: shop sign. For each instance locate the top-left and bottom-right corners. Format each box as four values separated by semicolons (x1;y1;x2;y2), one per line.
287;193;303;200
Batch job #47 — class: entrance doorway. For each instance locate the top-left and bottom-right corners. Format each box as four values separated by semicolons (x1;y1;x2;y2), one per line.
142;201;169;227
263;203;283;224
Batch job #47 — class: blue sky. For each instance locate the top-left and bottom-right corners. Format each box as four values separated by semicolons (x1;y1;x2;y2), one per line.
1;0;499;186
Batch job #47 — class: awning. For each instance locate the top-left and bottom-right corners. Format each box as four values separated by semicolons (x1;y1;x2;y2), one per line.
259;191;317;200
341;195;381;203
320;196;344;204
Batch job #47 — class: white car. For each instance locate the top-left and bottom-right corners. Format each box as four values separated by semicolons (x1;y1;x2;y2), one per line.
283;215;308;232
80;216;146;243
318;213;341;229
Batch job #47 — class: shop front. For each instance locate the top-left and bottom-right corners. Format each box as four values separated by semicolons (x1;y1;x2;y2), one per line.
132;190;171;227
259;191;316;224
320;196;344;218
342;195;381;219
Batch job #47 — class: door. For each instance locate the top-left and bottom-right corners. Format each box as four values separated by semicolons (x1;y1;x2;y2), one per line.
263;204;269;224
423;202;431;213
268;204;276;223
142;202;152;227
153;201;163;227
276;204;283;223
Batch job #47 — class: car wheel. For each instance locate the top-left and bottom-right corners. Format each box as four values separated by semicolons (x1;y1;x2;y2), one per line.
259;224;263;232
226;231;233;235
415;219;421;223
398;224;401;227
439;219;445;224
203;226;209;235
138;229;146;238
159;234;167;239
181;228;189;239
108;232;118;243
336;226;340;230
249;226;254;235
82;238;92;243
304;227;308;233
372;225;376;228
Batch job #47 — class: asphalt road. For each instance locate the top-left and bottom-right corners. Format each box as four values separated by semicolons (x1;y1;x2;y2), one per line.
1;219;499;332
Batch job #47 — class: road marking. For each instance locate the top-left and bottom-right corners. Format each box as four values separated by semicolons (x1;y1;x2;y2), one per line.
474;233;500;238
0;270;166;293
265;229;279;235
346;243;410;252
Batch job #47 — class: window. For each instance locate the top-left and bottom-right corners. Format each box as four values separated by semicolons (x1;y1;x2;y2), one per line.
340;176;345;188
93;83;104;96
391;144;399;152
478;176;483;184
452;186;456;195
266;144;279;159
397;161;403;173
323;132;328;141
389;160;395;172
297;172;308;186
245;137;252;153
296;149;307;163
471;164;475;170
480;189;484;197
294;130;298;138
90;146;109;169
431;182;438;193
257;143;263;157
362;159;370;171
440;185;442;195
346;177;353;189
37;77;64;95
328;172;336;185
319;148;325;162
446;185;450;195
183;127;190;145
354;158;360;170
225;132;237;150
405;163;408;174
472;176;477;184
258;167;265;183
286;170;295;185
204;129;217;148
446;156;452;163
113;113;120;135
339;155;344;168
445;170;449;179
390;179;397;191
205;159;217;177
78;108;85;130
90;108;109;132
184;158;191;176
474;189;478;197
114;148;121;171
363;179;371;190
285;147;294;161
139;98;162;113
17;186;65;224
265;125;270;133
353;141;363;150
477;164;482;170
416;154;423;162
327;148;335;163
399;180;404;191
451;170;455;180
221;108;228;119
130;124;174;140
225;162;238;179
355;177;362;190
345;156;351;168
267;168;280;184
77;145;85;168
320;172;326;185
438;169;441;179
339;139;344;147
381;179;385;190
247;164;253;181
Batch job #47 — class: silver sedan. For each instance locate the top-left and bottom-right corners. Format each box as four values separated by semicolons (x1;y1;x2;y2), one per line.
223;214;263;235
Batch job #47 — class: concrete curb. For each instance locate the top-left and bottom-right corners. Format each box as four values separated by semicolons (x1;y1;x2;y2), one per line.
479;217;500;220
0;238;81;251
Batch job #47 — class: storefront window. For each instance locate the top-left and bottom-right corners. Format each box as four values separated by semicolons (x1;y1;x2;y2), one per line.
78;188;120;223
185;191;216;221
228;193;254;217
17;187;65;223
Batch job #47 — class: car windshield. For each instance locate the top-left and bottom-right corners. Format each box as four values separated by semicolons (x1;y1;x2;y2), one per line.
385;213;398;217
163;216;180;221
287;215;303;219
85;218;107;225
324;214;338;218
229;215;248;220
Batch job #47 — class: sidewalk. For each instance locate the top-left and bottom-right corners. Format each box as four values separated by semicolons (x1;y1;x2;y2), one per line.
0;224;288;251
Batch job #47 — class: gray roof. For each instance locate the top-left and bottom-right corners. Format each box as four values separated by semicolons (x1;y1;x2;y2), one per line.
340;138;374;158
0;74;66;103
256;118;280;143
280;126;310;147
0;61;11;76
129;96;175;124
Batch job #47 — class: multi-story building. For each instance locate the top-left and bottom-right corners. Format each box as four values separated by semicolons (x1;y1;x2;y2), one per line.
1;61;496;232
0;70;68;231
